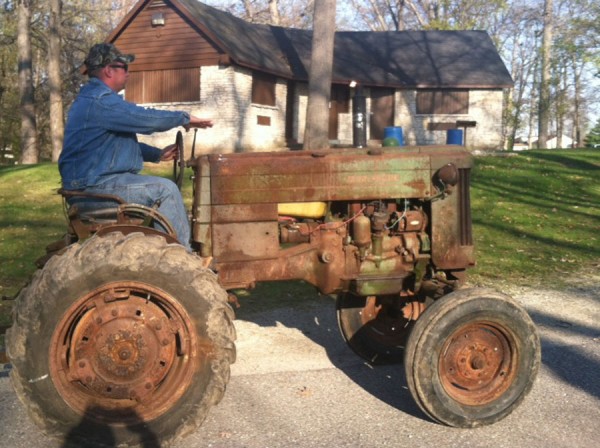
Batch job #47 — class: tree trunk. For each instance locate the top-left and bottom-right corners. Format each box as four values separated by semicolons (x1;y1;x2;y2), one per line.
269;0;281;25
18;0;38;164
571;55;583;148
49;0;64;162
537;0;553;149
303;0;336;150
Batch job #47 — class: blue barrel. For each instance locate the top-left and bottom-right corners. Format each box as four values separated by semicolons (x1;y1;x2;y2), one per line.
446;129;463;145
383;126;403;146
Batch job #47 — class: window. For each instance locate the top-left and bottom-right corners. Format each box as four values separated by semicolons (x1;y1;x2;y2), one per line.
125;68;200;103
416;90;469;115
252;72;276;106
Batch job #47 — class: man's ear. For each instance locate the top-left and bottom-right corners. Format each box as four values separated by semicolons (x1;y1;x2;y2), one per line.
102;65;113;79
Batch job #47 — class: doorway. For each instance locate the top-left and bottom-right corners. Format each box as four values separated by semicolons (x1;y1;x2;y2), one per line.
369;88;394;140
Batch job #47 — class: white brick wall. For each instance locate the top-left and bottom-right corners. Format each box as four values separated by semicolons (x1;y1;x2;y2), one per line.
138;65;287;154
393;89;505;149
137;68;506;153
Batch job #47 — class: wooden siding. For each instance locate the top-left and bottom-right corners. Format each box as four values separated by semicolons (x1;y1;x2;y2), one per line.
113;2;222;72
252;72;276;106
416;90;469;115
126;68;200;103
370;88;394;140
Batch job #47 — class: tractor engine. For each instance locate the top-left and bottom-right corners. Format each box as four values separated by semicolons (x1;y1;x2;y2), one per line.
191;146;474;298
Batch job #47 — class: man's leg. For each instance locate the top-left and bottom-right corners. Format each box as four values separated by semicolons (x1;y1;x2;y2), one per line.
86;173;191;250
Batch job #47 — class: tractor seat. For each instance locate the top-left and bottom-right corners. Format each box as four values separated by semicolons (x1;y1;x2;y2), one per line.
58;188;177;241
74;207;120;223
59;189;126;224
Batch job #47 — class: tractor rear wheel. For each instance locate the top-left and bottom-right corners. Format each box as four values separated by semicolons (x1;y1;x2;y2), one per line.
404;288;540;427
6;232;236;447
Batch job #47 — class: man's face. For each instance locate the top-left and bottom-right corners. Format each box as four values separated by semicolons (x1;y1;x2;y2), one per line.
106;62;129;91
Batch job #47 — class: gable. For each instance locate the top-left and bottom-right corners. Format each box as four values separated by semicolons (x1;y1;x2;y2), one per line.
109;0;224;72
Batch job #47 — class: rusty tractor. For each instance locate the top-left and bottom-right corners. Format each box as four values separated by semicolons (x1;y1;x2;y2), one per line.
6;136;541;447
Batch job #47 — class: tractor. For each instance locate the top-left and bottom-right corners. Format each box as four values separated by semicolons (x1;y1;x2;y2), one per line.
6;133;541;447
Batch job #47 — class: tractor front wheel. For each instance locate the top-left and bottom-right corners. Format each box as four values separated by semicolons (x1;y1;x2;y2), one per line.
404;288;540;427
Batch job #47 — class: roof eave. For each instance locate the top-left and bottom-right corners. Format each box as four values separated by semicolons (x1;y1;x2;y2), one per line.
105;0;147;42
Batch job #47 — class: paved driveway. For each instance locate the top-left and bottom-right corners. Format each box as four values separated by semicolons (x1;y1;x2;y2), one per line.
1;282;598;448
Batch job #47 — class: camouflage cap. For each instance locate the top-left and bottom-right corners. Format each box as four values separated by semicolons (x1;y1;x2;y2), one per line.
84;43;135;74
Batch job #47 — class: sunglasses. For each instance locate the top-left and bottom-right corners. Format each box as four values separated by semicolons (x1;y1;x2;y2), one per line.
109;63;129;72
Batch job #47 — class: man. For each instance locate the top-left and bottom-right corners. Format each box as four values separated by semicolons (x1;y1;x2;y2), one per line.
59;43;212;250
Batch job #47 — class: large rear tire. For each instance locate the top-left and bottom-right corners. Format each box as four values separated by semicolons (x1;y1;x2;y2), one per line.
6;232;236;447
404;288;540;427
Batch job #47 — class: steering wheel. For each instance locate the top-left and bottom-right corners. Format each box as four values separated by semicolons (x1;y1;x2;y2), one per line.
173;130;185;190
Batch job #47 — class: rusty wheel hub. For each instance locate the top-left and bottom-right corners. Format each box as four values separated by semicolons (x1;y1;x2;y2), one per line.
439;322;517;406
49;282;200;423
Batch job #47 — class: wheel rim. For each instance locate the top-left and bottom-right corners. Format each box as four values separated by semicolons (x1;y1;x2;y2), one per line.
439;321;517;406
49;281;202;424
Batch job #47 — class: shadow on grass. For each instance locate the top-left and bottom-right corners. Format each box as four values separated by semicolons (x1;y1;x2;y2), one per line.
0;165;44;176
472;215;600;259
527;151;600;171
471;151;600;283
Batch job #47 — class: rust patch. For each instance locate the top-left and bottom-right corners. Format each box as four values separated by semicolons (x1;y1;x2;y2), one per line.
48;282;202;424
439;321;517;406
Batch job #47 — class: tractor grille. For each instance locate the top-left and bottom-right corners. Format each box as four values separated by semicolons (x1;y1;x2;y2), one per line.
459;168;473;246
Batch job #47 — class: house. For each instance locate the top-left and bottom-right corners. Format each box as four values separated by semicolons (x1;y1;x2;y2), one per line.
543;135;575;149
107;0;514;153
531;135;575;149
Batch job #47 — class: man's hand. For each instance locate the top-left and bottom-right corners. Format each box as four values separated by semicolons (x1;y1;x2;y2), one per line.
184;116;213;131
160;143;178;162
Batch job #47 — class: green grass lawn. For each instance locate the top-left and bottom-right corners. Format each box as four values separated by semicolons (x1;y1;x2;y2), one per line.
1;149;598;326
468;150;599;286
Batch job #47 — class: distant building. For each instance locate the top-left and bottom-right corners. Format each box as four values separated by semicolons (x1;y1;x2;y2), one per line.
531;135;575;149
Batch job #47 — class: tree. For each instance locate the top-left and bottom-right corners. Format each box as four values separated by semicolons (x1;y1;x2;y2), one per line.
345;0;508;32
303;0;336;150
537;0;553;149
48;0;64;162
220;0;314;28
0;3;19;163
501;4;540;150
584;118;600;147
17;0;38;164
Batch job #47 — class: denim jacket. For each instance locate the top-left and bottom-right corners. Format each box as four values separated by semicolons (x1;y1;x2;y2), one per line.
59;77;190;189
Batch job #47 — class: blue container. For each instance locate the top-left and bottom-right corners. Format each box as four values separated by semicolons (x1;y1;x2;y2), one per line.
446;129;463;145
383;126;403;146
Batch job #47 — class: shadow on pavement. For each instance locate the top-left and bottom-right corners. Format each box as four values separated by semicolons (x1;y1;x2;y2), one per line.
529;308;600;400
234;294;428;423
61;405;161;448
234;282;600;421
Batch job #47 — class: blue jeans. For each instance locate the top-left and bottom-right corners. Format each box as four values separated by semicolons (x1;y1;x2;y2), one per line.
70;173;191;250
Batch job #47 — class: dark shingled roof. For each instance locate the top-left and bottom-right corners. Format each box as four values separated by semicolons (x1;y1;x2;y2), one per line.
167;0;513;88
